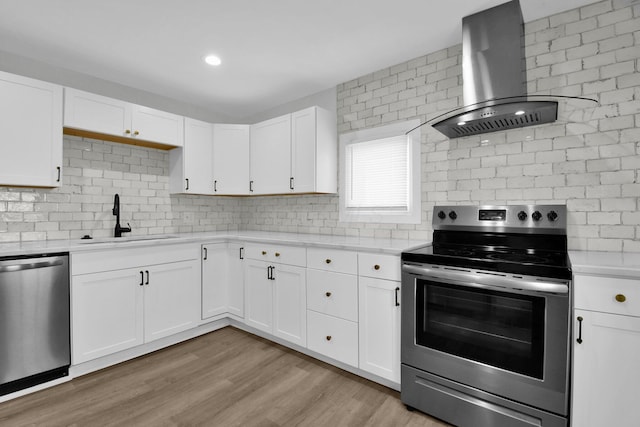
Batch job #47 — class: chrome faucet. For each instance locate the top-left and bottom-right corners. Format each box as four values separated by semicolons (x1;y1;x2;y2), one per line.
112;193;132;237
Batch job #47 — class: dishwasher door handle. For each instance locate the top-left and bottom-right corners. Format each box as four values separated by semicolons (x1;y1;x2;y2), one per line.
0;259;64;273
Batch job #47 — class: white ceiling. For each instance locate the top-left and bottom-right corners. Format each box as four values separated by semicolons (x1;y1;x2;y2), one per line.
0;0;596;120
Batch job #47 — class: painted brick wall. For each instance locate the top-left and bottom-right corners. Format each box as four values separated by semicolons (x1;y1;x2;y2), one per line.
0;135;243;242
0;0;638;252
244;0;640;252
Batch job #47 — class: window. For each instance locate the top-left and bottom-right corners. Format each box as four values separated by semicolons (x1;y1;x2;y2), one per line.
339;120;421;224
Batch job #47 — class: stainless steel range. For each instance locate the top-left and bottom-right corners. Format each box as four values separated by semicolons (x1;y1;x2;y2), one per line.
401;205;572;427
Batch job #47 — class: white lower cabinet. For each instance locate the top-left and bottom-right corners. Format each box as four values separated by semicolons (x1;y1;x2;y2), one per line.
244;245;306;347
72;268;144;363
572;274;640;427
306;248;359;367
69;239;403;391
144;261;200;342
71;245;199;364
307;310;358;367
358;276;401;383
202;242;244;319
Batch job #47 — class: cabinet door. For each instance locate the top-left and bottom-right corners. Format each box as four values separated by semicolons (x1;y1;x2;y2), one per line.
291;107;316;193
180;118;214;194
144;259;199;342
291;106;336;194
131;104;184;147
572;310;640;427
227;243;245;318
63;87;131;138
201;244;229;319
0;71;63;187
359;277;401;382
244;259;273;333
273;264;306;347
213;124;250;195
71;268;144;364
250;114;291;194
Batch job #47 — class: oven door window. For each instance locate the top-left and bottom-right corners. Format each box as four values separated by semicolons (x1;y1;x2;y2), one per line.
416;279;544;379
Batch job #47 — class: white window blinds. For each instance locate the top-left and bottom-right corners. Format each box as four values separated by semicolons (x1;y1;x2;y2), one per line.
345;135;410;210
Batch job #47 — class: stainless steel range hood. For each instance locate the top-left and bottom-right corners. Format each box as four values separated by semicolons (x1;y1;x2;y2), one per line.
431;0;559;138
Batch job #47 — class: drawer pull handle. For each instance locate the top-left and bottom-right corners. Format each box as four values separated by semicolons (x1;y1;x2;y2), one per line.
577;316;583;344
262;251;267;255
374;264;380;270
326;336;332;341
275;252;280;257
325;259;332;264
325;292;332;297
615;294;626;303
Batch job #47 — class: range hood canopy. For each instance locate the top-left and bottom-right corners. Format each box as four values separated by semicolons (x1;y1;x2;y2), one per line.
421;0;596;139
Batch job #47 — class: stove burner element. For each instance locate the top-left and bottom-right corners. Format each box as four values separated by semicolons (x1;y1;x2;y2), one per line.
403;205;571;280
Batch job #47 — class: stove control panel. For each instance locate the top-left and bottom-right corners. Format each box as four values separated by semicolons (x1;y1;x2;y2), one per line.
433;205;566;233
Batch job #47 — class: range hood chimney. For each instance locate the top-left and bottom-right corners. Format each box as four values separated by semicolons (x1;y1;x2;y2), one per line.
431;0;558;138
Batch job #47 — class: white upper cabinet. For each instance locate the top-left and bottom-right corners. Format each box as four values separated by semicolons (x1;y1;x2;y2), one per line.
250;106;336;195
213;124;250;195
63;88;131;137
291;107;337;194
63;88;183;148
0;71;63;187
130;104;184;147
250;114;292;195
169;118;214;194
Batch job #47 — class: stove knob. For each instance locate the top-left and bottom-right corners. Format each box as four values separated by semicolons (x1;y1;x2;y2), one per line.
532;211;542;221
448;211;457;220
547;210;558;222
517;211;528;221
437;210;446;220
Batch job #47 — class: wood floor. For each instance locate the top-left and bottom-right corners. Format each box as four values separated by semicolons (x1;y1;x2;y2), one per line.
0;327;450;426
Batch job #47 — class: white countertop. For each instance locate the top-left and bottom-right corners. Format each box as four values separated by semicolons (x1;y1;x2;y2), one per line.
0;231;429;258
570;251;640;280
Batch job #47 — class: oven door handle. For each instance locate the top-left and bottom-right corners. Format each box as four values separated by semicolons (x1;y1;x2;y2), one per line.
402;263;569;294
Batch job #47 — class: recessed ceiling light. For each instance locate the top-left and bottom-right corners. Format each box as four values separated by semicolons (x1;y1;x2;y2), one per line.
515;110;525;115
204;55;221;66
457;121;466;126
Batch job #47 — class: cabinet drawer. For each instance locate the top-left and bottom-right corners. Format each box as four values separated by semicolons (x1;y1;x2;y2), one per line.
307;310;358;367
575;274;640;317
307;270;358;322
307;248;357;274
243;244;306;267
358;253;400;281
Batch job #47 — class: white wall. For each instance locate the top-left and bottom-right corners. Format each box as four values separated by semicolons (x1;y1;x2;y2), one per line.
0;0;637;252
241;0;640;251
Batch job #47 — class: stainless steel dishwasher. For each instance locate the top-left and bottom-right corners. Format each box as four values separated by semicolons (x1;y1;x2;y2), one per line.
0;253;70;396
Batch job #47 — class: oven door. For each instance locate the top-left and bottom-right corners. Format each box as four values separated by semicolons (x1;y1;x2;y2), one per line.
401;263;571;416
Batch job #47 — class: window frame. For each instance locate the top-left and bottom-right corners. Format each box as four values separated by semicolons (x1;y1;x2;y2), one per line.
338;120;421;224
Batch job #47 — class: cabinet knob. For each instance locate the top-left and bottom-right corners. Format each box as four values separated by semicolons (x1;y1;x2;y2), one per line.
615;294;626;303
125;129;131;135
326;336;332;341
374;264;381;270
325;292;332;297
275;252;280;257
133;130;139;136
325;259;332;264
262;251;267;255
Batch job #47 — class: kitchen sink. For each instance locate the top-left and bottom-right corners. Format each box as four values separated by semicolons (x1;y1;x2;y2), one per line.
77;235;179;244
